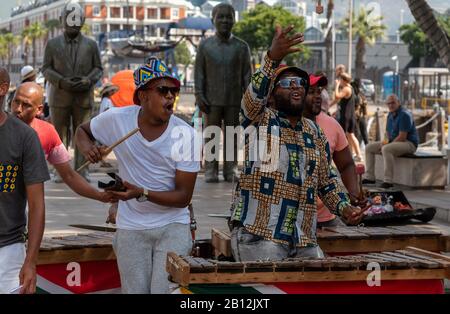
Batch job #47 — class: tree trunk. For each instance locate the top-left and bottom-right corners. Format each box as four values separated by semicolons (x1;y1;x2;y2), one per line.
355;37;365;79
23;42;28;65
8;45;11;73
405;0;450;68
32;38;36;68
325;0;334;82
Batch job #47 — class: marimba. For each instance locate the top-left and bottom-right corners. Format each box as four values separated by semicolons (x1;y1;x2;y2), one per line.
37;233;118;294
167;247;450;293
211;224;450;258
38;232;115;265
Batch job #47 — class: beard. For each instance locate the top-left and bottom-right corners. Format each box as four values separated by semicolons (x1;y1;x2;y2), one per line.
274;94;303;117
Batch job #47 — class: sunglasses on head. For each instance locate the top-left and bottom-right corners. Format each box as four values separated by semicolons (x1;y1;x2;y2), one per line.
276;77;307;89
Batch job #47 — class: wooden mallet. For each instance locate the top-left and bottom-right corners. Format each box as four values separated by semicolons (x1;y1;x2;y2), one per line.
76;127;140;172
355;164;366;199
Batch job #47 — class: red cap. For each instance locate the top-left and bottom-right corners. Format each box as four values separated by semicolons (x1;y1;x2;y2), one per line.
309;74;328;87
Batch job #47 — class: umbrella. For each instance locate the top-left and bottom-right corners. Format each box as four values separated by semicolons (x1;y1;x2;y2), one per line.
110;70;135;107
175;16;214;31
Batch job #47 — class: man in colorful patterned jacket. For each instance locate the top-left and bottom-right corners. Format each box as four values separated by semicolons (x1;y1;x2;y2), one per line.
229;26;364;262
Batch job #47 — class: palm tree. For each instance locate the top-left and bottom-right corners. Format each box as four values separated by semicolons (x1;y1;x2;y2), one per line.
405;0;450;68
2;32;20;72
341;8;386;79
44;19;61;45
21;26;32;66
324;0;334;81
81;23;92;37
23;22;48;68
0;36;8;68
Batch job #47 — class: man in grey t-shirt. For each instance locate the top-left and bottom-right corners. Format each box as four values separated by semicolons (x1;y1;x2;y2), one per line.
0;68;50;294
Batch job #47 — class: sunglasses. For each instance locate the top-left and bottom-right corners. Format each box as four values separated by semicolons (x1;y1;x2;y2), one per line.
154;86;180;96
142;84;180;96
276;77;308;89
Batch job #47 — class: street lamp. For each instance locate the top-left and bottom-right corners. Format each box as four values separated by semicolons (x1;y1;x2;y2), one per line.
348;0;353;76
392;55;399;97
391;55;399;74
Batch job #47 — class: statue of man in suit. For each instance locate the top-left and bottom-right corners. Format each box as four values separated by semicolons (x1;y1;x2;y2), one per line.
42;2;103;180
195;3;252;183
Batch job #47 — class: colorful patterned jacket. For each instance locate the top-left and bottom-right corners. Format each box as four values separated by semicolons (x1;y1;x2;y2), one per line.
230;53;350;248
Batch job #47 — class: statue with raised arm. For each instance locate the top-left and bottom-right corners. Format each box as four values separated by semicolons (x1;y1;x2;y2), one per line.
42;1;103;180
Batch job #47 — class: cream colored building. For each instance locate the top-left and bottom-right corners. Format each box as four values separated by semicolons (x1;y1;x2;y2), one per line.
0;0;193;82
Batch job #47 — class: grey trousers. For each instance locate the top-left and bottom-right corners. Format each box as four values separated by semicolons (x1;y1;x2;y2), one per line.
204;105;240;180
50;105;91;172
112;223;192;294
230;227;324;262
365;140;417;183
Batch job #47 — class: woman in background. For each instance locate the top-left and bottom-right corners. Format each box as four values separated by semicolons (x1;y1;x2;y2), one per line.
335;72;363;161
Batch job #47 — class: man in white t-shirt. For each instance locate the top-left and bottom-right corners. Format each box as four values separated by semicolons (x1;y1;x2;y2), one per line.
75;57;200;294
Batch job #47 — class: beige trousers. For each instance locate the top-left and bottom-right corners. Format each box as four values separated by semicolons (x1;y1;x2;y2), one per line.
365;141;417;183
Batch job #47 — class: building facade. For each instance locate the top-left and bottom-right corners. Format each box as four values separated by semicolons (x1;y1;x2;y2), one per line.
0;0;192;83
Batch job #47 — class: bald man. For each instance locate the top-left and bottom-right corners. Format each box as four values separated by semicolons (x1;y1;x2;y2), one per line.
0;68;49;294
11;82;112;203
363;94;419;188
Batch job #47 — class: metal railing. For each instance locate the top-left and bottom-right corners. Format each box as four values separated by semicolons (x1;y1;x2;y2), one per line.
369;105;447;152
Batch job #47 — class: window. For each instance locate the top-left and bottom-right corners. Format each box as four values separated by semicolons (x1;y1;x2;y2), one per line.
110;24;120;31
93;6;100;17
123;6;133;19
172;8;179;18
160;8;170;20
147;8;157;19
92;24;101;34
110;7;120;18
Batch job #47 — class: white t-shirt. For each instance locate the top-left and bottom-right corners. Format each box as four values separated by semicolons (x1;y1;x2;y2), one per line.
91;105;200;230
99;97;113;114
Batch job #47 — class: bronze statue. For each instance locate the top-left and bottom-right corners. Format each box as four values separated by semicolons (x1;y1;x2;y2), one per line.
194;3;252;183
42;1;103;180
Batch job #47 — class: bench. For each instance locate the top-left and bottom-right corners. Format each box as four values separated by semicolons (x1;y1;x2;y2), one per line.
374;149;447;188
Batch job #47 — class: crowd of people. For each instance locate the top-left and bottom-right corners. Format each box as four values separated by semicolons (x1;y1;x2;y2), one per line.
0;2;420;295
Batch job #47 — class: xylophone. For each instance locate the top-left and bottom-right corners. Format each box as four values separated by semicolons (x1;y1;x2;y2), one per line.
37;233;119;294
38;232;115;265
166;247;450;287
211;224;450;258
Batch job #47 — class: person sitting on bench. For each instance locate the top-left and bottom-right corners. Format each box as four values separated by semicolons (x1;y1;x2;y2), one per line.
363;94;419;188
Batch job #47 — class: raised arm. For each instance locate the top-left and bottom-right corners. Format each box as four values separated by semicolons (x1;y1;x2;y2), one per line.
241;25;304;127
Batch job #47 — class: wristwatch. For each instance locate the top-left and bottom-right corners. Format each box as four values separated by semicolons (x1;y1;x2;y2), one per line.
136;188;149;203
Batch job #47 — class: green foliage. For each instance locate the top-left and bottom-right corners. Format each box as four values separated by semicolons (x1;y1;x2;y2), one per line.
233;4;309;64
0;31;20;69
174;41;193;67
341;7;386;45
400;16;450;62
45;19;61;31
81;23;92;36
